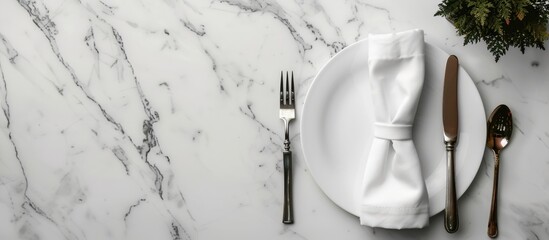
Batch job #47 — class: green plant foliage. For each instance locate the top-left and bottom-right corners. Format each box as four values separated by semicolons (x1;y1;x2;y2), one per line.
435;0;549;61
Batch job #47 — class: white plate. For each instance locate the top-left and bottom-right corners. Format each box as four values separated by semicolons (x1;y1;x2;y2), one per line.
300;39;486;217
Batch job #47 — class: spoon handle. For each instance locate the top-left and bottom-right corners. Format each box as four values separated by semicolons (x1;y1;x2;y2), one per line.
444;141;459;233
488;153;500;238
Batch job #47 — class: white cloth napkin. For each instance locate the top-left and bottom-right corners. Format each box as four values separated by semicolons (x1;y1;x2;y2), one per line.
358;29;429;229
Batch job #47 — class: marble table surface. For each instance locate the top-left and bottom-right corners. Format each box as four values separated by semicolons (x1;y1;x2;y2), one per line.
1;0;548;239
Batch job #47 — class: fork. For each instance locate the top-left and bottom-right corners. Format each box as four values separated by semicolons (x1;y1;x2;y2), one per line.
279;71;295;224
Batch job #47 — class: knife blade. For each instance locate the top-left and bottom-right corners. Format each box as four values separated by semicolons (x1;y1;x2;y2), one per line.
443;55;459;142
443;55;459;233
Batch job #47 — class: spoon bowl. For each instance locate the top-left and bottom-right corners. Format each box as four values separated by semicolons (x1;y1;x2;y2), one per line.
486;104;513;238
487;105;513;153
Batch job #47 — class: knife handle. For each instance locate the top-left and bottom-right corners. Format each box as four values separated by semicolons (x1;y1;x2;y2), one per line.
282;150;294;224
444;142;459;233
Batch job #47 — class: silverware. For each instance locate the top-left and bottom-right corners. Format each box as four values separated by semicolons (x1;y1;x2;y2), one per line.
442;55;459;233
486;104;513;238
279;71;295;224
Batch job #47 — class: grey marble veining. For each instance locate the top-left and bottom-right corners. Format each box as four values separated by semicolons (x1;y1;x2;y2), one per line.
0;0;548;239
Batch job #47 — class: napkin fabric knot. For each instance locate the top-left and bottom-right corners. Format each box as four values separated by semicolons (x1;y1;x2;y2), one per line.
373;123;413;140
358;29;429;229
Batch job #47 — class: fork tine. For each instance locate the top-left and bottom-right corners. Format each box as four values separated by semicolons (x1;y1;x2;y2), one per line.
280;71;284;105
285;71;289;105
291;71;295;105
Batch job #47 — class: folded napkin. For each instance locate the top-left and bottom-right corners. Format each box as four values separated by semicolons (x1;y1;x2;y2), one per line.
358;29;429;229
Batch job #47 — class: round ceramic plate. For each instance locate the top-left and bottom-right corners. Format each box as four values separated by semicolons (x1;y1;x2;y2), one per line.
300;39;486;216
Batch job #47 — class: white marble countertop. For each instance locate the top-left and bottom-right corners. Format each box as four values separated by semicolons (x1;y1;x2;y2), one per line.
1;0;548;239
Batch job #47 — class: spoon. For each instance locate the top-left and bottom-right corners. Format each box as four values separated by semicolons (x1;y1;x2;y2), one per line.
486;104;513;238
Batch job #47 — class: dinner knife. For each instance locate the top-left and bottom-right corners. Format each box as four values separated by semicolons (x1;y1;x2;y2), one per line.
443;55;459;233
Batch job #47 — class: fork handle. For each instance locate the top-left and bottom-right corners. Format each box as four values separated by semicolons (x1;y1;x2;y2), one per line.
488;153;500;238
282;150;294;224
